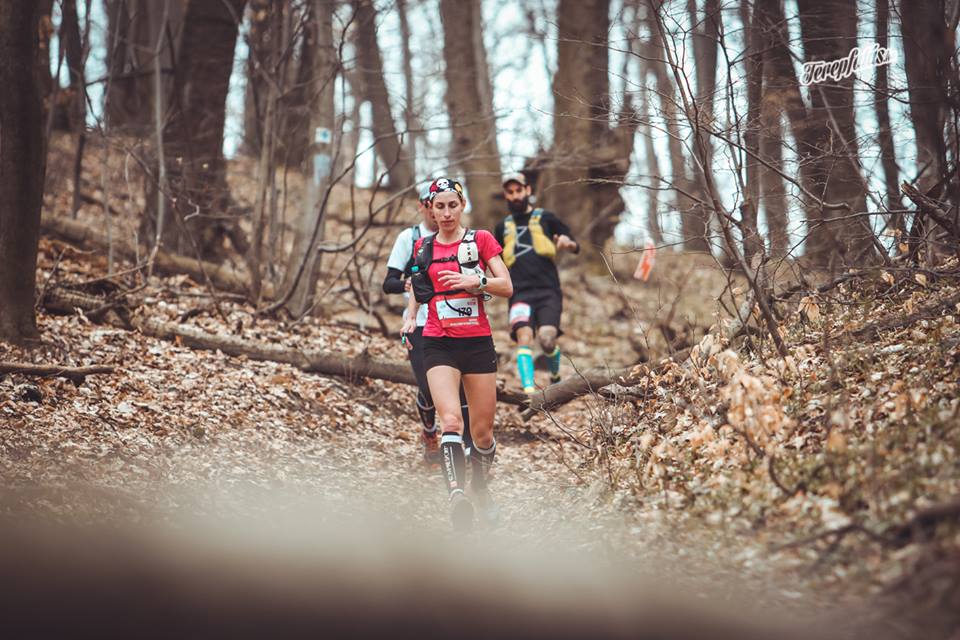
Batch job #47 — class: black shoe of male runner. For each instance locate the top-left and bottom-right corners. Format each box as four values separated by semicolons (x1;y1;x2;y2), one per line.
533;354;551;372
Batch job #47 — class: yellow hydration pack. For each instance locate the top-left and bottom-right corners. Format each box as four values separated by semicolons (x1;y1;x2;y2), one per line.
502;210;556;268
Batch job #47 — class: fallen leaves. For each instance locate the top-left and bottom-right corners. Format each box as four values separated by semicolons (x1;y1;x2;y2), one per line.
799;296;821;323
586;264;960;604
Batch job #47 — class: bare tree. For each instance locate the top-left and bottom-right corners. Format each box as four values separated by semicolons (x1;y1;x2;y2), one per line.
396;0;420;177
60;0;87;131
688;0;720;252
899;0;949;195
282;1;319;168
631;7;664;245
759;82;789;260
538;0;636;261
145;0;248;261
741;0;765;266
242;0;273;156
283;0;338;317
104;0;184;132
351;0;413;191
0;0;46;342
440;0;502;230
756;0;875;267
795;0;872;266
874;0;901;224
643;1;705;252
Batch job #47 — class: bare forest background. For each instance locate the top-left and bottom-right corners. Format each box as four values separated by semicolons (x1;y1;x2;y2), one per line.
2;0;959;340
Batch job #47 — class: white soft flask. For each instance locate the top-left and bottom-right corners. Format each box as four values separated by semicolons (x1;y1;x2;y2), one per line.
458;239;484;294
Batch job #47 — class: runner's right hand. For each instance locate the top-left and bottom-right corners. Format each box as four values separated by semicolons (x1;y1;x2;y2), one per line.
404;279;412;292
400;318;416;349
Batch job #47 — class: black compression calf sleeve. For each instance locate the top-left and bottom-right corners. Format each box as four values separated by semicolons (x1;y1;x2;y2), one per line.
440;432;466;496
416;391;436;432
461;403;472;449
470;440;496;491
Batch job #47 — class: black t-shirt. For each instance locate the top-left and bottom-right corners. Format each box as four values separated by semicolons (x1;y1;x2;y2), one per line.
493;209;576;293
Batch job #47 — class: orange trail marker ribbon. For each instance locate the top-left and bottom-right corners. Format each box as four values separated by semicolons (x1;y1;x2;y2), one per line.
633;241;656;282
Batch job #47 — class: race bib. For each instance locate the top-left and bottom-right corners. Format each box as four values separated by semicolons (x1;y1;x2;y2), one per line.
509;302;532;326
437;293;480;328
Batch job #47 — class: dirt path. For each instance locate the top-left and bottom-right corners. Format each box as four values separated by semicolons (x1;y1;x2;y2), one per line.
0;286;851;634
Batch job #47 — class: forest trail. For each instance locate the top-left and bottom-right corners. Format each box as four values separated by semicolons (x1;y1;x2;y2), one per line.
0;240;843;637
5;142;958;637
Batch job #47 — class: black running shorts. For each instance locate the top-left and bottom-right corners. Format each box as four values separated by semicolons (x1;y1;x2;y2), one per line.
508;288;563;340
422;335;498;374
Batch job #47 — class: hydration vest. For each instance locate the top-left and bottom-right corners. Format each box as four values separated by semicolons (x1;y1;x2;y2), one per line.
502;209;556;268
410;229;483;304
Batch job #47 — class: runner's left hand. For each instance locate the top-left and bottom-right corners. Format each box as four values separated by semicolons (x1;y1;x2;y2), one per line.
438;270;478;289
553;234;578;252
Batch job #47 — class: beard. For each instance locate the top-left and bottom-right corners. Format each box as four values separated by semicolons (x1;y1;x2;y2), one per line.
506;197;529;214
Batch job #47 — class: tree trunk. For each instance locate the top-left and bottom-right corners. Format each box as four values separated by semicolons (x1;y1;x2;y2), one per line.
351;0;413;191
37;0;55;108
440;0;502;231
396;0;419;178
900;0;949;195
104;0;184;133
41;214;269;298
795;0;871;267
283;0;337;317
741;0;764;266
242;0;271;156
281;1;314;168
759;85;789;260
874;0;901;226
644;2;705;252
59;0;86;131
146;0;247;261
638;57;664;245
740;0;790;260
0;0;45;343
538;0;635;262
688;0;720;253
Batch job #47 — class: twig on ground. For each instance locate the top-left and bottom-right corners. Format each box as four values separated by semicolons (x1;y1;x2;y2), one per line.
0;362;115;384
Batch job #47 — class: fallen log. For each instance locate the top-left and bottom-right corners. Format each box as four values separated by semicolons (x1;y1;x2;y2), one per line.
522;348;692;418
522;292;758;418
0;362;115;383
40;288;529;407
852;290;960;340
41;216;264;298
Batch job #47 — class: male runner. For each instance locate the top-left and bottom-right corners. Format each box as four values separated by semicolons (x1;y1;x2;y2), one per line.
493;172;579;393
383;184;471;464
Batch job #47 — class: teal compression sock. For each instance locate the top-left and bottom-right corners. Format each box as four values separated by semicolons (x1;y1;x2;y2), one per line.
516;346;535;392
547;346;561;377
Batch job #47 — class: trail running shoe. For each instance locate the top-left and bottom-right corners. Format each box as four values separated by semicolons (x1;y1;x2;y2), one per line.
549;374;562;385
421;429;441;466
449;490;474;532
472;487;501;528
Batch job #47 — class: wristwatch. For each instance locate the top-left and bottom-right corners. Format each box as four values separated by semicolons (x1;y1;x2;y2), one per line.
477;275;488;290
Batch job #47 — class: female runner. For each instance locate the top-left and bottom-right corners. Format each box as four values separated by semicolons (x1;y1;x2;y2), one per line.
402;177;512;531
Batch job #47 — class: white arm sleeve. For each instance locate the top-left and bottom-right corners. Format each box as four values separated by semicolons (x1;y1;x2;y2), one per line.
386;228;413;272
